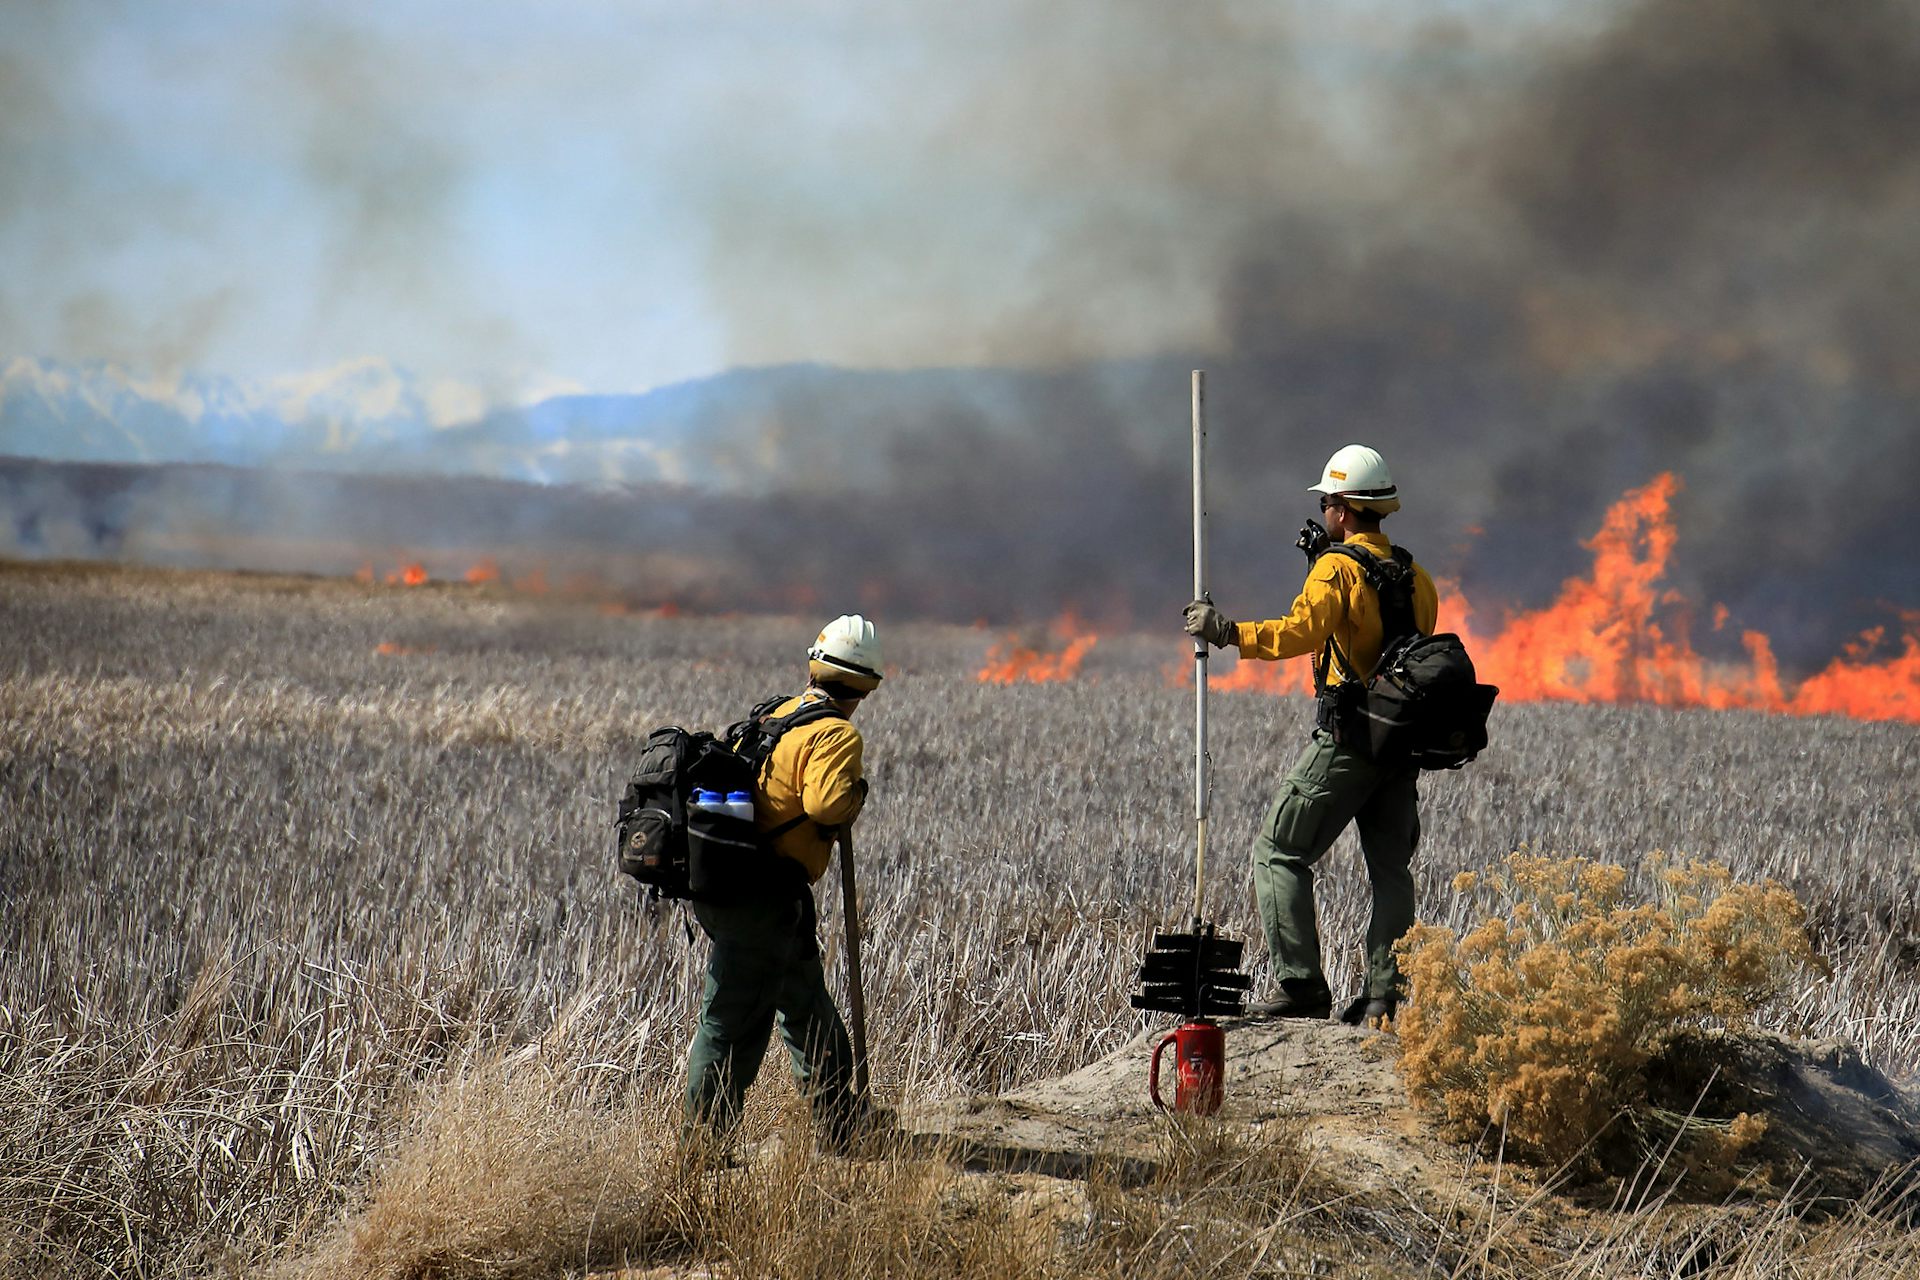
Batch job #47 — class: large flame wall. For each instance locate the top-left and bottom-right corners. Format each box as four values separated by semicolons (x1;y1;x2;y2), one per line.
983;474;1920;724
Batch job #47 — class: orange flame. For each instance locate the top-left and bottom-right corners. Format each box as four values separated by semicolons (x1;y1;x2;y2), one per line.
1464;473;1697;706
383;563;429;587
1790;625;1920;721
1209;473;1920;723
1210;650;1314;696
978;612;1099;683
374;641;437;656
345;555;636;607
1448;473;1829;713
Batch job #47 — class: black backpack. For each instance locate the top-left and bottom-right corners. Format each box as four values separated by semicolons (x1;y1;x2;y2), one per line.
616;694;845;902
1316;544;1499;770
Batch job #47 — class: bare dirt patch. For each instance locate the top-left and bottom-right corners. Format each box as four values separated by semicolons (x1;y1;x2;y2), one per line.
903;1018;1920;1208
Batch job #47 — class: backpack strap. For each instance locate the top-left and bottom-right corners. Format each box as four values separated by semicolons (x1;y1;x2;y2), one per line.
1376;547;1418;648
1313;543;1420;692
725;693;847;758
745;693;789;722
762;696;847;737
728;693;854;843
763;811;816;841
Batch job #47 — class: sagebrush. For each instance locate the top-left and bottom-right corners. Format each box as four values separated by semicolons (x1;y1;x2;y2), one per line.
1395;851;1825;1168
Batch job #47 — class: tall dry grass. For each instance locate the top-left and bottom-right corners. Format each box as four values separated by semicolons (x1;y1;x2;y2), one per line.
261;1057;1348;1280
3;561;1916;1275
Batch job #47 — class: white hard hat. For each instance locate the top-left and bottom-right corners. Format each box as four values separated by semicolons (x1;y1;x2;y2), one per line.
808;613;884;692
1308;444;1400;514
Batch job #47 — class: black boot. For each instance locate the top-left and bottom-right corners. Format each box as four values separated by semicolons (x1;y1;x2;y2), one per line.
1339;995;1397;1027
817;1098;896;1158
1246;979;1333;1021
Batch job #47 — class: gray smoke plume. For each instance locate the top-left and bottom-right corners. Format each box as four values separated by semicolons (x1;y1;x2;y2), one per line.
1450;0;1920;654
6;0;1918;677
684;0;1920;668
832;0;1920;667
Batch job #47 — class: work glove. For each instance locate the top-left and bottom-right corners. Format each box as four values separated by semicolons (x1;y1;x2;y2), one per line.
1183;599;1237;649
1295;519;1329;563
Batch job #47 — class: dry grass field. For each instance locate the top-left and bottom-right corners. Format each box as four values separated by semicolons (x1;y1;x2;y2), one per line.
3;561;1916;1277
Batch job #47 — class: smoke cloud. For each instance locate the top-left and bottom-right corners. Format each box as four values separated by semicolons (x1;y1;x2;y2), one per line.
713;0;1920;666
5;0;1918;674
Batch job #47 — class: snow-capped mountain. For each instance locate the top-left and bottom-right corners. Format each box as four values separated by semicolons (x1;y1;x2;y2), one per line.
0;356;710;486
0;356;439;469
0;355;1062;492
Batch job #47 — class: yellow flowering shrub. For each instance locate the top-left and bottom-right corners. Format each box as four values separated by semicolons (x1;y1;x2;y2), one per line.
1393;851;1823;1168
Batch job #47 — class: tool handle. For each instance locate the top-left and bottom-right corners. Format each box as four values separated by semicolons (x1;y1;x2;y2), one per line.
1191;370;1209;921
837;828;870;1098
1149;1030;1177;1111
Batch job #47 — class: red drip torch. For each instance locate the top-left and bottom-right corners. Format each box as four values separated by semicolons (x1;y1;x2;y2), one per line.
1149;989;1227;1116
1131;371;1249;1116
1135;920;1244;1116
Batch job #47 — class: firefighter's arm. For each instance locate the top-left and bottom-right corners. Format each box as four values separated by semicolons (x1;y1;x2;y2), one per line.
1233;559;1345;661
800;725;867;827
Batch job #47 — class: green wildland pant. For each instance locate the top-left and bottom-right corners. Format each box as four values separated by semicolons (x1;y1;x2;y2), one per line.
1252;729;1421;1001
684;892;858;1139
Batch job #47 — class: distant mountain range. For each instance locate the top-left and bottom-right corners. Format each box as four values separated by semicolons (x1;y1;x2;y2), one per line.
0;352;1192;625
4;350;1915;672
0;355;730;488
0;355;1174;494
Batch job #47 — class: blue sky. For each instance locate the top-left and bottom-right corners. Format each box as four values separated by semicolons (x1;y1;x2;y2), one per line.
2;0;1599;399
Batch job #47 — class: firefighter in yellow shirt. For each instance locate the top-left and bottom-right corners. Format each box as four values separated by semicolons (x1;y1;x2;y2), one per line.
684;615;880;1150
1185;446;1437;1026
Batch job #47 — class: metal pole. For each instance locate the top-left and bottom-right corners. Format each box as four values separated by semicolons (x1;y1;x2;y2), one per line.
1191;370;1208;925
837;828;870;1097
